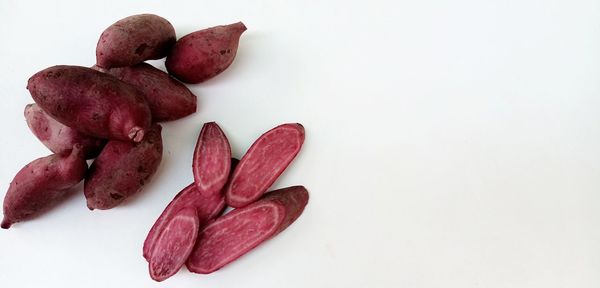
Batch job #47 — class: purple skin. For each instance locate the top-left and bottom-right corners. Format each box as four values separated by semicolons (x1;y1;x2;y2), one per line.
186;186;309;274
98;63;197;122
96;14;176;69
2;145;88;229
27;65;152;142
166;22;247;84
24;103;106;159
225;123;305;208
84;124;163;210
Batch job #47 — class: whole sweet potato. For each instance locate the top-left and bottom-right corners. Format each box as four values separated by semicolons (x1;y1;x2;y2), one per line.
84;124;163;210
25;103;106;159
98;63;197;122
96;14;176;68
166;22;246;83
2;145;88;229
27;65;152;142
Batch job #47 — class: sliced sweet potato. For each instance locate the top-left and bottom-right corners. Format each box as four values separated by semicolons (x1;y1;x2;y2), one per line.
187;186;309;274
225;123;305;208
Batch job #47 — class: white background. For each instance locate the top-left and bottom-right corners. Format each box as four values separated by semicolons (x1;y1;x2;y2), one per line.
1;0;599;287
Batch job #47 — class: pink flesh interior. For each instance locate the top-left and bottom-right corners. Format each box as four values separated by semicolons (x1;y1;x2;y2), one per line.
229;126;302;204
194;124;230;195
144;184;224;260
190;203;283;272
149;209;199;281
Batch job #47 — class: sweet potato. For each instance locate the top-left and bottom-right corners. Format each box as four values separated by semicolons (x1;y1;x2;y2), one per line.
148;207;199;282
143;158;238;261
187;186;309;274
24;103;106;159
97;63;197;122
193;122;231;196
166;22;246;83
1;145;88;229
84;124;163;210
225;123;305;208
27;65;152;142
96;14;176;68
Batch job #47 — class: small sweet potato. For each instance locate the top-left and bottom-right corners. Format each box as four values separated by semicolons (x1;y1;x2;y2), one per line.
27;65;152;142
25;103;106;159
84;124;163;210
96;14;176;68
98;63;197;122
166;22;247;84
2;145;88;229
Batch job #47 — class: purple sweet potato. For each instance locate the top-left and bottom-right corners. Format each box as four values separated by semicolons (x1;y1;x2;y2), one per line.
96;14;176;68
149;207;199;282
193;122;231;197
98;63;197;122
166;22;246;84
2;145;88;229
143;158;238;261
24;103;106;159
225;123;305;208
27;65;152;142
84;124;163;210
187;186;309;274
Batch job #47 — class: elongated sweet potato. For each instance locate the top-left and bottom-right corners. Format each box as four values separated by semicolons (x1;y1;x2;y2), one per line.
225;123;305;208
149;207;199;282
143;158;238;261
96;14;176;68
193;122;231;197
25;103;106;159
166;22;246;83
2;145;88;229
98;63;197;122
84;124;163;210
27;65;152;142
187;186;309;274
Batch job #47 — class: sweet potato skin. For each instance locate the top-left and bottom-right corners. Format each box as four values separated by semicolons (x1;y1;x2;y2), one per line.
166;22;246;83
27;65;152;142
84;124;163;210
25;103;106;159
1;145;88;229
101;63;197;122
96;14;176;68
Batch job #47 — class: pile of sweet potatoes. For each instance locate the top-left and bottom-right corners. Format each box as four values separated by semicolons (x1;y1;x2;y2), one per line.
3;14;309;283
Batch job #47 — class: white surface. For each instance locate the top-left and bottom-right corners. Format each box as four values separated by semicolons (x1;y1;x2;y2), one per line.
1;0;600;287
